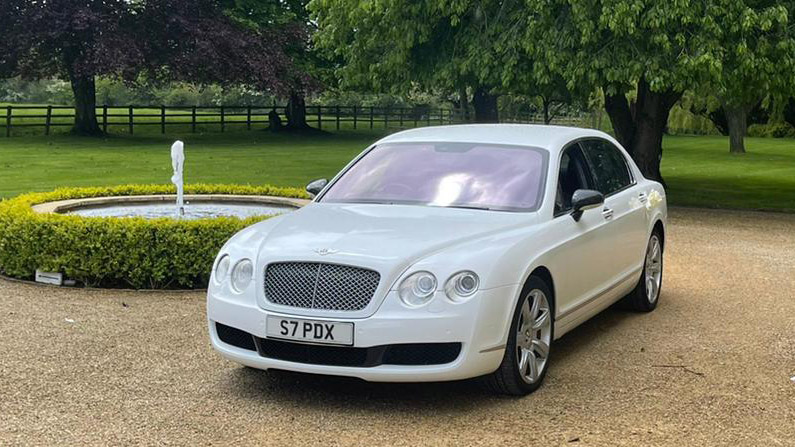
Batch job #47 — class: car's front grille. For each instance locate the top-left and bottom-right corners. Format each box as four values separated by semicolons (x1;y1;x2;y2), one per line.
263;262;380;311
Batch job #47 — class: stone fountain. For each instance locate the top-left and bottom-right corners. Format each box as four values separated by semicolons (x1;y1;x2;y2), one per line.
171;140;186;216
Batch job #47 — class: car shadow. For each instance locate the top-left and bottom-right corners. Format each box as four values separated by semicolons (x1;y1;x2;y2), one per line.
220;302;646;412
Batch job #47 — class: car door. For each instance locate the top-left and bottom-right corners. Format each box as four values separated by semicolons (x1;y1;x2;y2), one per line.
579;138;648;288
546;142;611;319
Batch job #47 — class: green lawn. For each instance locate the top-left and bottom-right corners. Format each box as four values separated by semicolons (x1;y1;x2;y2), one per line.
0;129;793;212
662;135;795;212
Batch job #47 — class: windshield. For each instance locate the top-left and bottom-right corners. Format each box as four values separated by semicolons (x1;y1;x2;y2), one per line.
320;142;548;211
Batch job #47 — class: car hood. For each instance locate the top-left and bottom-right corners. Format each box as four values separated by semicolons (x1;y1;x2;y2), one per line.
252;202;536;279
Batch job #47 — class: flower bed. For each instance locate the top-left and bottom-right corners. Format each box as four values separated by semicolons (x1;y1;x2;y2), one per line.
0;184;307;289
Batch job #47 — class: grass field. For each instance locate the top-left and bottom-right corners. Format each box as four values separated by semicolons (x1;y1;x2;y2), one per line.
0;129;793;212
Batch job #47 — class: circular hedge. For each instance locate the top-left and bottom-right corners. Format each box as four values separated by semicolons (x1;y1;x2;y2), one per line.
0;184;307;289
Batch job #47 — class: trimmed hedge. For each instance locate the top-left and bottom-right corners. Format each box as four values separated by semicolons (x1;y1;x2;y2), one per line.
0;184;308;289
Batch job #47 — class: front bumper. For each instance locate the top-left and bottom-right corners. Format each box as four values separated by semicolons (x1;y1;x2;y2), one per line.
207;285;519;382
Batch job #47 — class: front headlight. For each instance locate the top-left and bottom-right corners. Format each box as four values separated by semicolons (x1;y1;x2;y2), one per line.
214;254;230;284
230;259;253;293
398;271;437;307
445;271;479;302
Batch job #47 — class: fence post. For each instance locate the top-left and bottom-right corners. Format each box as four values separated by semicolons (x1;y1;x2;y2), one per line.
102;105;108;133
370;107;374;129
247;106;252;130
160;105;166;134
191;107;196;133
399;108;404;127
5;106;10;137
353;106;358;129
439;108;444;125
336;105;340;131
317;106;322;130
427;109;431;126
384;107;388;128
220;106;225;132
414;108;418;127
45;105;52;135
128;106;134;134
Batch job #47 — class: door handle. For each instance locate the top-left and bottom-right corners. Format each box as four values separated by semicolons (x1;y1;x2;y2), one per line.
602;207;614;220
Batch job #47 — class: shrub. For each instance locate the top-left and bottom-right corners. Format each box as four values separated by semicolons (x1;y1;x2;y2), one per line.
747;122;795;138
0;184;308;289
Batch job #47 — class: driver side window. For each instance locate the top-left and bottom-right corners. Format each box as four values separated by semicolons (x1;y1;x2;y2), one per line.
555;144;595;216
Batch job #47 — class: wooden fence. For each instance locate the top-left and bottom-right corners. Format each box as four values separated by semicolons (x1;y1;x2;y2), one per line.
0;104;599;137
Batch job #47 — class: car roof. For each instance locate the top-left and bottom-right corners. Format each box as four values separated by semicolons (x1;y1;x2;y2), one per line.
375;124;612;153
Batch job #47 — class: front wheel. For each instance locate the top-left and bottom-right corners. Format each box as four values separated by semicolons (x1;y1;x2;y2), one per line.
623;231;664;312
483;276;554;396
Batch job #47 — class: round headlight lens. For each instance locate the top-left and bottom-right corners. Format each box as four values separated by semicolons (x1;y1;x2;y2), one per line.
445;271;480;302
230;259;253;293
398;271;437;307
214;255;230;284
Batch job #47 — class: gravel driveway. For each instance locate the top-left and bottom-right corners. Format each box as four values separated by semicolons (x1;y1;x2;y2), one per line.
1;208;794;446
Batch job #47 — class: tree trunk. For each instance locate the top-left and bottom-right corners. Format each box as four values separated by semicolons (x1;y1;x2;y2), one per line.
284;91;309;129
472;87;499;123
604;91;636;151
603;79;681;184
724;105;747;154
784;98;795;128
542;97;551;124
459;86;471;123
69;75;102;136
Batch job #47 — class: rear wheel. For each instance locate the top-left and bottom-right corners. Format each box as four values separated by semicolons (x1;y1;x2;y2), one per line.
623;231;663;312
483;276;553;396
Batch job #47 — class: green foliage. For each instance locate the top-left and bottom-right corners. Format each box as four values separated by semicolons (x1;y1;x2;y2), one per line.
705;2;795;108
1;77;279;107
747;122;795;138
0;184;307;289
309;0;522;93
667;104;721;136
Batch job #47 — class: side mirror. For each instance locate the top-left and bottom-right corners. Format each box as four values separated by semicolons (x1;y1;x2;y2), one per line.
306;178;328;197
571;189;604;222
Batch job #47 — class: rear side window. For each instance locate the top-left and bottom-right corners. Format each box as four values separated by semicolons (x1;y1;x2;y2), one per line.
580;139;632;195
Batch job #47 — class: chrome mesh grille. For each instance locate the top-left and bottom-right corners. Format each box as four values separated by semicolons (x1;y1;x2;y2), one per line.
263;262;380;311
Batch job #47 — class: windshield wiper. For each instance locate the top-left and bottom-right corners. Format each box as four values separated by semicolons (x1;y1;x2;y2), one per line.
445;205;492;211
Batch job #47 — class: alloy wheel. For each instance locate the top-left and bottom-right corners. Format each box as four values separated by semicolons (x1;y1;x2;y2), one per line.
515;289;552;384
645;235;663;303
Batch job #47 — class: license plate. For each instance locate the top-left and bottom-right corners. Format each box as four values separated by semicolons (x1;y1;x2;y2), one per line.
266;316;354;346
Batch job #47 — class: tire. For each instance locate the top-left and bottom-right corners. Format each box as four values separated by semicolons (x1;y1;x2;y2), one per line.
623;230;664;312
483;276;554;396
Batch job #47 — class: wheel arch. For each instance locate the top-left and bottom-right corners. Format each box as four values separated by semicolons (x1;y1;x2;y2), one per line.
522;266;556;315
652;219;665;248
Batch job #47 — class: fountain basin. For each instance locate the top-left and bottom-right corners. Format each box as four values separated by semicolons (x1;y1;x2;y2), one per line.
32;194;307;219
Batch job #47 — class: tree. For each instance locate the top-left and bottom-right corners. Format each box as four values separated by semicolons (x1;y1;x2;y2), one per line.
522;0;795;177
706;2;794;153
225;0;320;131
690;99;769;137
1;0;142;135
0;0;297;135
520;0;734;183
309;0;530;122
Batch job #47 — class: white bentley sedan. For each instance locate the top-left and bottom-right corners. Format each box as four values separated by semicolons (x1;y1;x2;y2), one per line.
207;125;667;395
